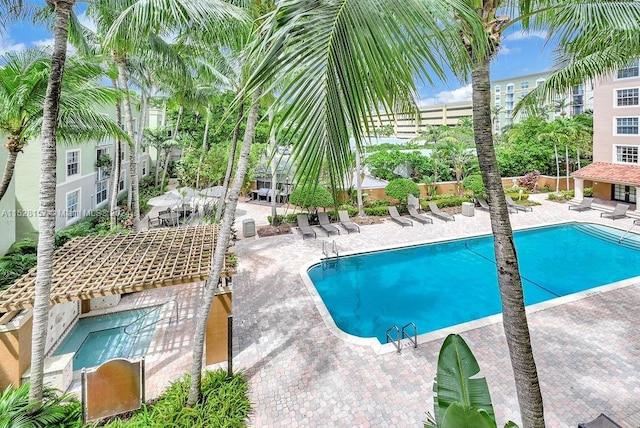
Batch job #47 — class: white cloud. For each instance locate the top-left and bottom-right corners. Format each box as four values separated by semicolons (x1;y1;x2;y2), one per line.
0;36;26;56
503;29;548;42
419;84;473;106
32;38;77;55
77;12;97;33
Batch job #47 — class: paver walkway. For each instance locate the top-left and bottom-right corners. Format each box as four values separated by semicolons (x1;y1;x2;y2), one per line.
230;195;640;427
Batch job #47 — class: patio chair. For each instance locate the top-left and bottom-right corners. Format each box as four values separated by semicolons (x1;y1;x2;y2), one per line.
317;211;340;236
505;194;533;212
338;210;360;233
147;216;162;228
296;214;317;240
407;194;421;213
428;202;455;222
578;413;622;428
568;197;594;212
407;205;433;225
387;206;413;227
600;203;629;220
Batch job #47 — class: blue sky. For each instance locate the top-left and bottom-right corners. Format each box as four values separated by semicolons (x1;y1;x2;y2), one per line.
1;8;555;106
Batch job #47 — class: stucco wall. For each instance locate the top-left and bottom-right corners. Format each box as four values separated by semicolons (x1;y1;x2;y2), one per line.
0;147;16;255
45;301;79;356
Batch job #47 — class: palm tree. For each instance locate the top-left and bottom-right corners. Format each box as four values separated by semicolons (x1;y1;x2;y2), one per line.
30;0;77;406
0;48;126;202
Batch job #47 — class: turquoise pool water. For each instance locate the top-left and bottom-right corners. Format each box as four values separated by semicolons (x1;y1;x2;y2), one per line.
53;308;159;370
308;223;640;342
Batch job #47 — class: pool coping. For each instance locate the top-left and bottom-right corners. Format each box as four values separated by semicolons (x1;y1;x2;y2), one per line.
299;220;640;355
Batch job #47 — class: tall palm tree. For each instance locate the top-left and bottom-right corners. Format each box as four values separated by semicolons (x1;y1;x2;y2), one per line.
30;0;77;406
0;48;126;202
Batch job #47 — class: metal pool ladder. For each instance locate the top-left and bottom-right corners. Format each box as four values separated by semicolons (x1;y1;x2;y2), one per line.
618;219;640;243
321;240;340;269
386;322;418;354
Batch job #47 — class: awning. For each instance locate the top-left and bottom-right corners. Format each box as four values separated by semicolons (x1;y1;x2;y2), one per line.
572;162;640;186
0;224;231;312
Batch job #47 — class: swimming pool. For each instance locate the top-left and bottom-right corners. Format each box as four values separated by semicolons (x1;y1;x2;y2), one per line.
307;223;640;343
53;307;160;370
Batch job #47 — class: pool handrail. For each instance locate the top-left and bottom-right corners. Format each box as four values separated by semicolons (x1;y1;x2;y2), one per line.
385;325;401;354
124;299;179;336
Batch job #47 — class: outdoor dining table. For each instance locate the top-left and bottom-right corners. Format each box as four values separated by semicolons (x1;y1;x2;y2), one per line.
158;212;180;226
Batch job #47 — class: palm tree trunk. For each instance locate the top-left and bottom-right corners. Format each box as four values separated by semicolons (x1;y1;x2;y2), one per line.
29;0;75;405
117;62;141;232
0;149;19;201
110;79;123;229
269;109;278;225
154;146;161;186
565;144;570;191
160;147;170;191
196;106;211;189
471;56;545;428
554;143;560;194
355;143;365;217
187;89;262;406
216;101;244;221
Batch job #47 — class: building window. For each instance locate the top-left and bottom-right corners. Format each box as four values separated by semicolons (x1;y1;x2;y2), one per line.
616;145;639;163
142;160;147;176
617;60;639;79
119;171;125;191
506;83;514;94
494;85;501;94
521;81;529;89
66;150;79;177
535;78;546;87
616;117;639;135
96;180;108;205
616;88;639;106
66;190;80;221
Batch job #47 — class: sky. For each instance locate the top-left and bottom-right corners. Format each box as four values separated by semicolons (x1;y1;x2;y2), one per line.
0;7;556;107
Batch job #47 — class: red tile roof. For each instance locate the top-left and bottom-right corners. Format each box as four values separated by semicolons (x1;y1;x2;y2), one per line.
572;162;640;186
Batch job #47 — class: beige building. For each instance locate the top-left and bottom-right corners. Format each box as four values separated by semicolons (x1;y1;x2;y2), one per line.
573;60;640;204
374;101;473;139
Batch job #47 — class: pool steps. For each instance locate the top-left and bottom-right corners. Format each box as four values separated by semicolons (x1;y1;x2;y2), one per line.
574;223;640;251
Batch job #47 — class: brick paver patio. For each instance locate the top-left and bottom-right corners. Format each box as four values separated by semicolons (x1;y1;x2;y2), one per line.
129;195;640;426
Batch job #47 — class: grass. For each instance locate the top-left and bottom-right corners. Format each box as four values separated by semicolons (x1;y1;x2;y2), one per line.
97;370;251;427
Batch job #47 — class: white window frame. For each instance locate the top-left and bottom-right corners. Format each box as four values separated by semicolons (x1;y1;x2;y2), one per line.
494;85;501;94
66;149;80;178
521;81;529;89
65;189;81;224
96;180;108;206
535;78;546;87
614;87;640;108
614;145;640;164
505;83;514;94
616;59;639;80
614;117;640;136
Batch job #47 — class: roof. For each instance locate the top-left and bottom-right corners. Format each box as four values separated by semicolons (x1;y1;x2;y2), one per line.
572;162;640;186
0;225;230;312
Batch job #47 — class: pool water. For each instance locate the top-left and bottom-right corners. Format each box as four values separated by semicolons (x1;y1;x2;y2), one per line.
308;223;640;342
53;308;160;370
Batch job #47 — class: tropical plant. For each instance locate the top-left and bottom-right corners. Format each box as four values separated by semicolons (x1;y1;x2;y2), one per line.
463;174;487;199
0;383;81;428
424;334;518;428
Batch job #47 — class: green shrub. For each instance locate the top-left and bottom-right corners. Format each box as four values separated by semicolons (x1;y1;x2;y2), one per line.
547;193;558;200
102;370;251;427
267;213;298;225
363;199;390;208
421;196;471;210
504;191;530;201
6;239;37;255
462;174;486;199
289;185;333;210
327;206;359;221
0;254;37;290
584;187;594;197
385;178;420;202
364;206;390;216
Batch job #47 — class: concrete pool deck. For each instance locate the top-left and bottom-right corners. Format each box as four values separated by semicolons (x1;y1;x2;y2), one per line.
229;195;640;427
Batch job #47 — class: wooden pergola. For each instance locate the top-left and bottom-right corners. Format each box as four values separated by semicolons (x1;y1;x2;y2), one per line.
0;224;232;313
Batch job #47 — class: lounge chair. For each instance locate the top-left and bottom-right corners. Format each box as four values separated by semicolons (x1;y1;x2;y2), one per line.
505;194;533;212
428;202;455;222
338;210;360;233
578;413;622;428
407;194;421;212
407;205;433;225
317;212;340;236
387;206;413;227
478;197;518;214
296;214;317;239
568;197;594;212
600;203;629;220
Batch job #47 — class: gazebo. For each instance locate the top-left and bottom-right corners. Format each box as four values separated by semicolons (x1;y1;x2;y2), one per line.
0;224;235;390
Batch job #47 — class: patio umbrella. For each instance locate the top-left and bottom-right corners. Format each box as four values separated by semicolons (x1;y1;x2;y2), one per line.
169;186;199;203
198;186;224;199
147;192;182;207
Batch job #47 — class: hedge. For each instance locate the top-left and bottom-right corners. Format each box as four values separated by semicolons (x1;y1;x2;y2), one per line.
421;196;471;210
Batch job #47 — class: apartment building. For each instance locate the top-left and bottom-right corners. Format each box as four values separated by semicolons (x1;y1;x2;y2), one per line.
573;60;640;204
491;71;594;131
0;106;152;246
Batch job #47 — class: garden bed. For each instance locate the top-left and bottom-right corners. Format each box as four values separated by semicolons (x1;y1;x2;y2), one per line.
257;224;292;238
